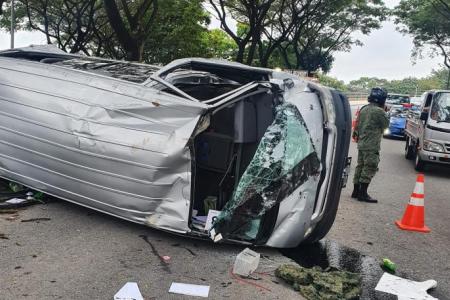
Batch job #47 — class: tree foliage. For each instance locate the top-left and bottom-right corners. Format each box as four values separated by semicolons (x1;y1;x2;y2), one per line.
209;0;386;73
317;73;347;91
0;0;5;15
1;0;386;75
348;69;449;94
395;0;450;69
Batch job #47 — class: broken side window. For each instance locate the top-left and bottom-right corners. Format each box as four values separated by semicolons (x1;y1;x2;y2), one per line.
211;102;321;241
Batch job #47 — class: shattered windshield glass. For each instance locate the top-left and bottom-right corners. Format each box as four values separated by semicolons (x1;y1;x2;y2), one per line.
431;93;450;123
211;102;321;241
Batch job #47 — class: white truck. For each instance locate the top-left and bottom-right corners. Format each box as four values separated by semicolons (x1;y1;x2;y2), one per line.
404;90;450;171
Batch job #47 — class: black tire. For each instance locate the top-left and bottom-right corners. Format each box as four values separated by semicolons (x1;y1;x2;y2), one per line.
414;149;425;171
301;90;351;245
405;137;415;160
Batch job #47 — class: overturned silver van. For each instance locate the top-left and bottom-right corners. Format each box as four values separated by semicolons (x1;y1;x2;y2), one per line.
0;45;351;248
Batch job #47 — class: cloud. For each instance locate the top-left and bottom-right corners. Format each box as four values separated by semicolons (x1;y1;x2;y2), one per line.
328;21;443;82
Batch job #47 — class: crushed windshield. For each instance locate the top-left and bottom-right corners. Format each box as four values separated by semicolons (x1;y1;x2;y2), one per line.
210;102;321;241
431;93;450;123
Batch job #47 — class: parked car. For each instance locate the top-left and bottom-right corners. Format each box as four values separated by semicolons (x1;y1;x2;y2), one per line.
405;90;450;171
384;104;418;138
385;93;411;112
0;45;351;247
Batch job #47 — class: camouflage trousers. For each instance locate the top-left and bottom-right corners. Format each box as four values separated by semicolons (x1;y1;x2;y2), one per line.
353;150;380;184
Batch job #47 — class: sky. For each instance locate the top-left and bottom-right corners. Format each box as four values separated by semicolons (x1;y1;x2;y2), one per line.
0;0;445;83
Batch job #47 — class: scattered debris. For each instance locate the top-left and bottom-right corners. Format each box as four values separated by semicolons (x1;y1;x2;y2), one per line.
14;266;22;270
0;233;9;240
375;272;437;300
203;196;217;213
381;258;397;274
114;282;144;300
21;218;51;223
9;182;26;193
0;197;38;209
233;248;261;277
205;209;221;231
169;282;210;298
275;264;361;300
161;255;171;262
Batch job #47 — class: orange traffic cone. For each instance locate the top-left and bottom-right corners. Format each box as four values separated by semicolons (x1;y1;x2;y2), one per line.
395;174;430;233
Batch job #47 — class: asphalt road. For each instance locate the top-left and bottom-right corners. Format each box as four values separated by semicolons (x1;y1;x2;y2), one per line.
328;135;450;298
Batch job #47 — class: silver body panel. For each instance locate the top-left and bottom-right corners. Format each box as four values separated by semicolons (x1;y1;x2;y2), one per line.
0;47;342;247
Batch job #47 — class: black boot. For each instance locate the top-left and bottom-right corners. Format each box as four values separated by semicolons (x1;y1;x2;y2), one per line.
358;183;378;203
351;184;360;198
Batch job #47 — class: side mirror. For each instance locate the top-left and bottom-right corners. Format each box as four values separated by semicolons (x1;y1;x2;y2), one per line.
420;111;429;121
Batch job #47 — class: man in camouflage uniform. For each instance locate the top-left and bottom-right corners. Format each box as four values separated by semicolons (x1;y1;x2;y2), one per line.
351;87;389;203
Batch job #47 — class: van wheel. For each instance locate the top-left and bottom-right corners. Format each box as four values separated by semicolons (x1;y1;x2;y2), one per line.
414;150;425;171
405;137;414;160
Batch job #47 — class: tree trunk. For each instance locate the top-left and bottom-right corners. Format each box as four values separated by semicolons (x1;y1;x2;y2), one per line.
235;44;245;63
279;46;292;69
103;0;141;61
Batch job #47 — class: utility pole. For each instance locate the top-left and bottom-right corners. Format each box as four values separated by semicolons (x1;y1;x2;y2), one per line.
10;0;15;49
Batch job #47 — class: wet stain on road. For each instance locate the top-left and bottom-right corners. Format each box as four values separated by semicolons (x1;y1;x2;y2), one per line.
281;239;442;299
139;235;172;273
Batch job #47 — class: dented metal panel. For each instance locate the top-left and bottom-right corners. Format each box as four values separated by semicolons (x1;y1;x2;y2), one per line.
0;54;206;233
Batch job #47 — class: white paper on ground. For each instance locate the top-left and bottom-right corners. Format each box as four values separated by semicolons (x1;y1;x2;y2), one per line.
5;198;28;204
204;209;221;231
169;282;210;298
375;272;438;300
114;282;144;300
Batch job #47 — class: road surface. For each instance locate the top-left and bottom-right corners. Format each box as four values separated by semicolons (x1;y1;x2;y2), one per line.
328;135;450;298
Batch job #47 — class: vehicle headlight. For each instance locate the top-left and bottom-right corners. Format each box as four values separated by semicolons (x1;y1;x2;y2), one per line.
384;128;390;134
423;140;445;153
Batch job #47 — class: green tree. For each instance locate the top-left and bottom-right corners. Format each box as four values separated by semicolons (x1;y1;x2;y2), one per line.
202;28;237;59
0;0;214;64
348;77;389;92
317;73;347;91
142;0;210;64
395;0;450;69
103;0;158;61
0;0;6;14
0;0;102;54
